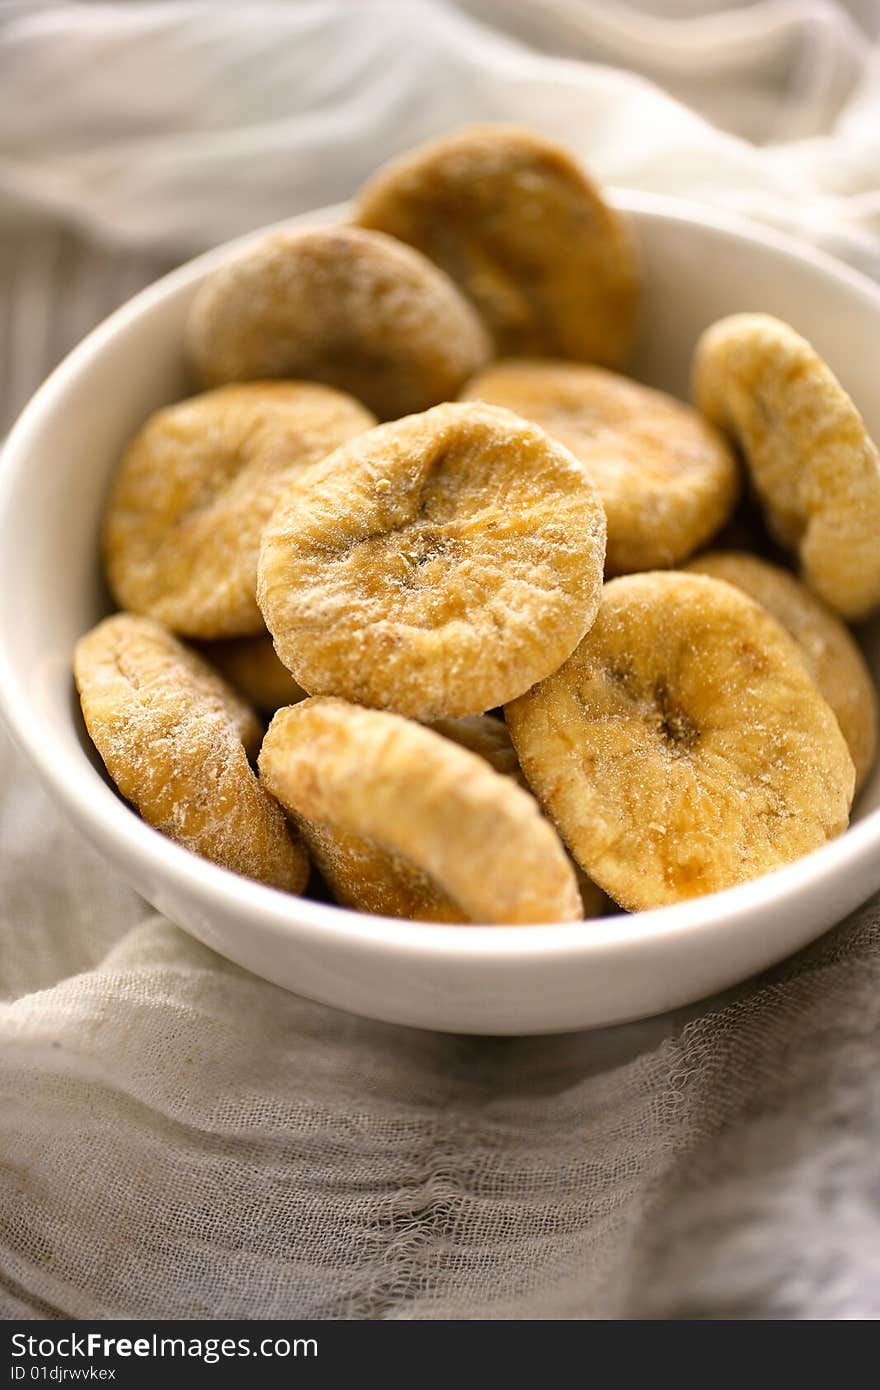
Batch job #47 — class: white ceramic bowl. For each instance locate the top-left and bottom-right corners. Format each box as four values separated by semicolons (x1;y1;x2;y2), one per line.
2;192;880;1035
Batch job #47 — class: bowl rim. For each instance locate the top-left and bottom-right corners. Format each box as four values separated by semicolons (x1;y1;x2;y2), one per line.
2;187;880;969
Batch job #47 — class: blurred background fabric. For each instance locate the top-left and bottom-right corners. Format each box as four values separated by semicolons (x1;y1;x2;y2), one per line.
3;0;880;433
2;0;880;1319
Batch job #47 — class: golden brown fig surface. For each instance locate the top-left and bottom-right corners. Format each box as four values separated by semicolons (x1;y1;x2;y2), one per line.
187;227;491;420
258;402;607;719
104;382;374;639
75;613;308;891
357;124;638;367
686;550;877;793
428;715;522;779
258;698;583;924
462;359;738;573
199;633;306;715
693;313;880;620
506;572;855;911
429;714;607;918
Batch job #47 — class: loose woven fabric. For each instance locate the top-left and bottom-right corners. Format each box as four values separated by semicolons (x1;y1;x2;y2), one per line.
2;0;880;1320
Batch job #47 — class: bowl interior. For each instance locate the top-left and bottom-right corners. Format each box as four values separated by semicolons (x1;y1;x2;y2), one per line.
2;192;880;1032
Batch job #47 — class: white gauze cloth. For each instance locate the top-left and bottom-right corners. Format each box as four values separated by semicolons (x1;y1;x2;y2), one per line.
2;0;880;1320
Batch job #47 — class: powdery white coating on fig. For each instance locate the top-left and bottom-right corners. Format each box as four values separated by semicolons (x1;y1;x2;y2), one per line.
693;313;880;620
462;358;738;573
506;572;855;912
258;698;583;924
74;613;308;892
686;550;877;793
198;632;307;715
187;227;492;420
429;713;607;918
104;381;375;639
357;123;639;367
257;402;607;719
